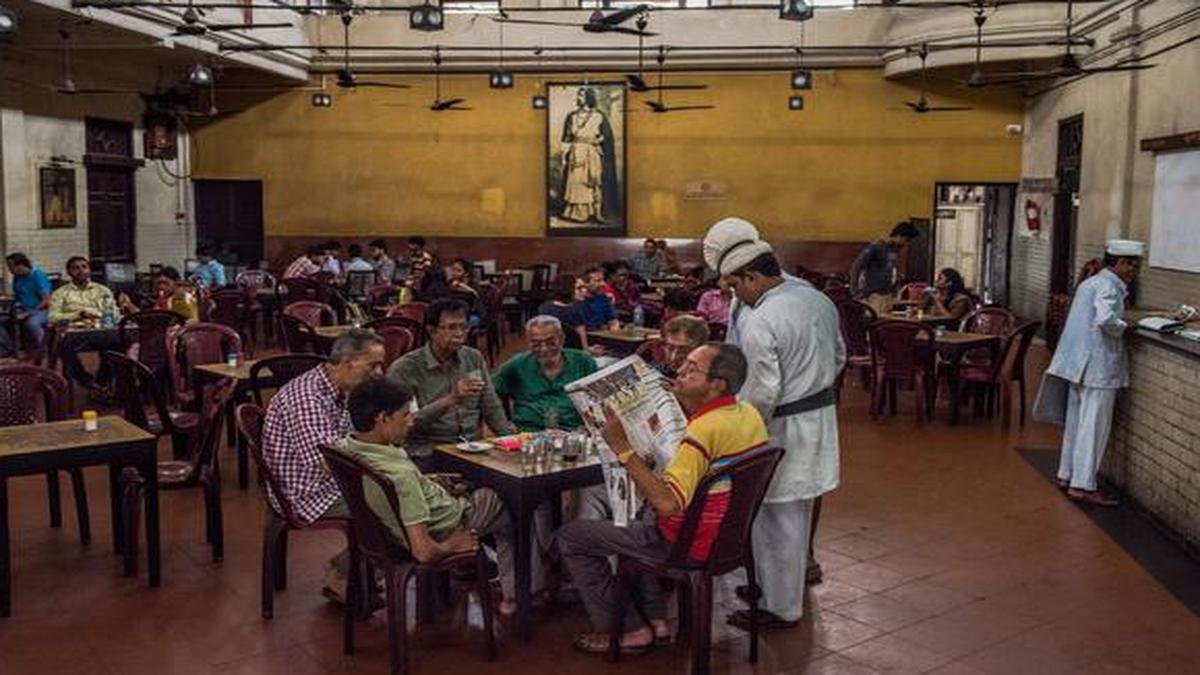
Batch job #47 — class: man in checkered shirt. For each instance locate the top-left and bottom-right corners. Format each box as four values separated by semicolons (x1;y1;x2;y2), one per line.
262;329;386;601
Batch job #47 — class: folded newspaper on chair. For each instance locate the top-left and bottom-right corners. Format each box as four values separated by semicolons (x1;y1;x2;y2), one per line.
565;355;689;526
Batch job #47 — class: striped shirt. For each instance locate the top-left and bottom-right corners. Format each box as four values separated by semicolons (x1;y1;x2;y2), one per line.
659;396;769;560
283;255;321;279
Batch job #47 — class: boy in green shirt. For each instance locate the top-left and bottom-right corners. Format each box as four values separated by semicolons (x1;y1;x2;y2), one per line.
336;376;518;611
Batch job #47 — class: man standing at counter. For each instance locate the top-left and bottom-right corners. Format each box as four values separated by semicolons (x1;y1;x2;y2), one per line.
1036;239;1144;507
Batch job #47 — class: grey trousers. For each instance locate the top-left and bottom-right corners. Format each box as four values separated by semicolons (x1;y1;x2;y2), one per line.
752;499;813;622
557;508;671;633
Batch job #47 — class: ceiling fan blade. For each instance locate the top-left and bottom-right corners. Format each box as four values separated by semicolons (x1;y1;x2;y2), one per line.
661;105;715;112
925;106;974;112
352;82;412;89
643;100;665;112
1080;64;1155;73
490;17;584;28
596;4;648;26
595;25;657;37
206;22;293;31
903;101;921;110
650;84;707;91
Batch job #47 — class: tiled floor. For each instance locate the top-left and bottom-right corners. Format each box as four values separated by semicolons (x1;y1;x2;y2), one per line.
2;346;1199;674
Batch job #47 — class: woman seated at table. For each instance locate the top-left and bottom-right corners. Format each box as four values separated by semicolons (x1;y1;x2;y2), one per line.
410;264;451;303
537;273;590;350
117;266;199;322
447;258;479;299
923;267;973;320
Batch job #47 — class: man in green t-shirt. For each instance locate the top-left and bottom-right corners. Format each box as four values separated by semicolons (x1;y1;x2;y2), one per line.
493;314;598;431
335;376;519;612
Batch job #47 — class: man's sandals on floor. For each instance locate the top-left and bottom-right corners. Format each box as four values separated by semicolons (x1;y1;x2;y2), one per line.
1067;488;1120;507
730;585;800;631
572;630;669;656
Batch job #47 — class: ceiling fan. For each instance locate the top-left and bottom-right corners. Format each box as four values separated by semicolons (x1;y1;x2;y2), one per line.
430;46;470;111
626;21;705;93
643;47;714;114
334;12;410;90
898;44;972;113
964;0;1154;87
167;0;291;37
492;4;656;38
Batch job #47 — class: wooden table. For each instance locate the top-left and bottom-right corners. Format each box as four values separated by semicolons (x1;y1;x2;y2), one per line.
924;331;1002;426
886;311;961;328
588;327;660;354
0;416;160;616
433;442;604;641
194;360;270;489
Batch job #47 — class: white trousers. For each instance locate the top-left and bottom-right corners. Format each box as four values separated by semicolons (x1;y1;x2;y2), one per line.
1057;383;1118;491
751;499;813;622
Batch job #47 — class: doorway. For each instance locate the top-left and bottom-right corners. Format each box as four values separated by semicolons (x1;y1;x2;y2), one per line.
1050;115;1083;294
193;179;264;266
932;182;1017;305
84;118;137;263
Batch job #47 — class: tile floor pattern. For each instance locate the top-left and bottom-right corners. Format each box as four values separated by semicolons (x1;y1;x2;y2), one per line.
2;347;1200;674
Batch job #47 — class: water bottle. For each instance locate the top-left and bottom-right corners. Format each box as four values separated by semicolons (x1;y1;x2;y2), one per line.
101;310;115;328
632;305;645;328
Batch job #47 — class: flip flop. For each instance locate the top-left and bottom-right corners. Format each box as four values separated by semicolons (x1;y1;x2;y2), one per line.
727;608;799;631
572;632;653;656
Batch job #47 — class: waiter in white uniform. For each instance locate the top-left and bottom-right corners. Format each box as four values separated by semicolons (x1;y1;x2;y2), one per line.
1035;239;1143;506
703;218;844;629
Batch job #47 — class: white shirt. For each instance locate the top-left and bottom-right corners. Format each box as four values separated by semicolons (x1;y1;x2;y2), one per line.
345;257;375;273
734;277;845;502
1046;268;1129;389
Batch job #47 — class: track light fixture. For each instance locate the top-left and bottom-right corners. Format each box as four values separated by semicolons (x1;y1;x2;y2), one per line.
312;92;332;108
791;69;812;90
187;64;213;86
788;95;805;111
0;5;17;36
489;70;513;89
780;0;813;23
409;2;444;32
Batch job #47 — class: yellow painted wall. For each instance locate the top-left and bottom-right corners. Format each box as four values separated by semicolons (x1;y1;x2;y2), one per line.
193;69;1024;241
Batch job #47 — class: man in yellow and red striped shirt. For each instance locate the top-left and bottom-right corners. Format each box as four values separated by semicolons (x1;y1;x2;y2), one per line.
558;342;768;655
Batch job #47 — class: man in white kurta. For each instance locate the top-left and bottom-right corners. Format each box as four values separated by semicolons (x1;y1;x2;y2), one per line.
1036;239;1143;507
703;218;844;627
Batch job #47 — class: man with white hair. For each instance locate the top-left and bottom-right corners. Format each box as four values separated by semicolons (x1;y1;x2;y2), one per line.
1035;239;1144;507
703;217;845;630
493;315;598;431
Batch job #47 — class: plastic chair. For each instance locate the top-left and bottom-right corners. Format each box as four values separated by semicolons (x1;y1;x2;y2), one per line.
363;319;417;370
1045;294;1072;353
173;322;242;405
957;320;1041;427
277;276;327;305
276;314;324;355
117;309;187;393
609;447;784;675
105;350;200;459
898;282;928;301
321;446;498;674
868;320;936;426
208;289;253;355
249;354;328;407
344;270;380;301
634;338;668;368
121;378;235;569
283;300;336;328
835;300;878;393
0;364;90;544
236;403;361;631
960;306;1015;337
388;302;428;325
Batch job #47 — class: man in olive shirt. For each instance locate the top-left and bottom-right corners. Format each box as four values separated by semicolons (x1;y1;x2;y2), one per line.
493;315;598;431
335;376;519;609
386;299;515;461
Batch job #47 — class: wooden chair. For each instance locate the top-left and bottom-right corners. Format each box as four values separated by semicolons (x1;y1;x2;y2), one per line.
236;404;362;631
322;446;498;674
249;354;328;407
609;447;784;675
868;320;936;426
0;364;90;544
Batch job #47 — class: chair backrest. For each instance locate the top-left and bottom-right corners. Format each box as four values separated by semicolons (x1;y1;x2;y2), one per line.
174;322;242;398
1045;294;1072;353
182;378;236;480
530;264;552;292
250;354;328;406
635;337;667;366
321;445;414;563
364;323;416;370
118;309;187;375
823;285;852;303
236;269;276;291
998;320;1041;382
663;447;784;573
283;300;336;328
365;283;396;308
208;289;249;329
388;301;428;325
0;364;69;425
278;276;326;304
869;319;935;379
103;350;173;432
238;402;310;527
344;270;379;299
836;300;877;358
898;282;928;301
276;314;323;354
960;306;1015;337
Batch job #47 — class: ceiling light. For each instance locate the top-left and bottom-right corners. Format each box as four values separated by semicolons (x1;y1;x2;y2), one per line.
779;0;814;22
531;94;547;110
788;95;805;111
187;64;213;86
489;70;513;89
0;5;18;35
410;2;444;32
791;69;812;90
312;93;332;108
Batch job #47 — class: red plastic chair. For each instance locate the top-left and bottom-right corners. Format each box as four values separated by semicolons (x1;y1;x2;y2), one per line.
322;446;497;672
208;289;253;354
957;320;1041;427
960;306;1015;337
249;354;328;407
173;322;242;405
388;301;429;325
118;309;187;395
0;364;90;544
1045;294;1072;353
609;447;784;675
277;276;327;305
105;350;201;460
823;285;852;303
237;403;361;634
898;282;928;301
835;300;878;394
283;300;336;328
363;318;417;370
634;337;668;368
868;320;936;426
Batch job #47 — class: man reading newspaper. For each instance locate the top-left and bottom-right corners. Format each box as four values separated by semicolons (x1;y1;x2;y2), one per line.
558;343;768;655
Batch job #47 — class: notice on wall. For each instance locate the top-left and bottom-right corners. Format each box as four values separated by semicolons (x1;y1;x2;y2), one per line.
1149;149;1200;273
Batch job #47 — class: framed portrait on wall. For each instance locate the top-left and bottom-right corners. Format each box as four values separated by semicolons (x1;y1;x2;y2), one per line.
546;81;626;236
39;166;77;229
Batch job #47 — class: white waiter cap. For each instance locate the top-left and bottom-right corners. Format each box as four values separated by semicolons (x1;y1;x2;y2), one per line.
702;217;774;275
1105;239;1146;257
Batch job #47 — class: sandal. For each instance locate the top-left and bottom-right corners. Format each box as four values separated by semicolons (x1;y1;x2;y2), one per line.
1067;489;1120;507
727;608;799;632
572;632;653;656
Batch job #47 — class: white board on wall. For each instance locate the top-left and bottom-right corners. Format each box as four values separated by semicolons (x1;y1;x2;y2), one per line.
1149;149;1200;273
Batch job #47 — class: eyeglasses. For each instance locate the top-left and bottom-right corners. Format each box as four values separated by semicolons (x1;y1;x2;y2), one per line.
439;323;469;334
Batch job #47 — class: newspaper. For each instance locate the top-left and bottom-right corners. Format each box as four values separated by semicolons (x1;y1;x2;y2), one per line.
565;355;689;525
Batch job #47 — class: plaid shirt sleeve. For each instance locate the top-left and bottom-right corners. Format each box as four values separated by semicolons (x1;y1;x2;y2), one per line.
262;369;347;524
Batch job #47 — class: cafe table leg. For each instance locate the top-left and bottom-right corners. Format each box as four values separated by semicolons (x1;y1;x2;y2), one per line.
0;476;10;617
141;446;162;587
109;463;125;555
511;497;535;642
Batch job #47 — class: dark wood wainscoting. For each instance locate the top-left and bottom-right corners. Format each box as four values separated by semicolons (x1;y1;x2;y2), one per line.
265;236;866;277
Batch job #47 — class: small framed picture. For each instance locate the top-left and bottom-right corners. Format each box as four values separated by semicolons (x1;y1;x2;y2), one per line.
40;166;77;229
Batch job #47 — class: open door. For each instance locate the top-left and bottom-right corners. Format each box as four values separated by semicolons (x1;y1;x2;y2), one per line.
193;179;264;266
